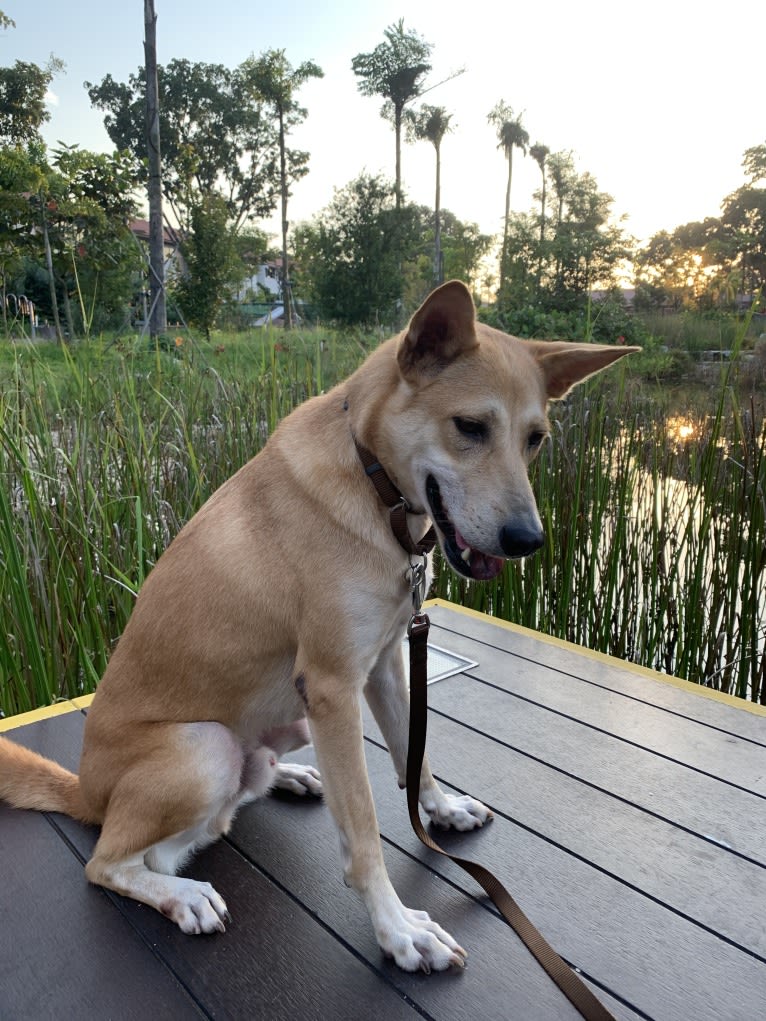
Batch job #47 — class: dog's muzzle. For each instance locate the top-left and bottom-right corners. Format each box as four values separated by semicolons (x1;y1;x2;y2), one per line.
426;475;542;581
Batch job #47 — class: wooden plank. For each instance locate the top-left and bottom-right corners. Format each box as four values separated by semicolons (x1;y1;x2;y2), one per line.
0;805;203;1019
381;702;766;958
228;741;766;1021
6;714;420;1020
349;739;766;1021
53;814;423;1021
2;706;85;771
420;664;766;867
227;772;614;1020
425;614;766;793
427;601;766;737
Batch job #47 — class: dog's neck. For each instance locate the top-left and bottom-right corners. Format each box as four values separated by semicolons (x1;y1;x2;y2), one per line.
351;434;436;558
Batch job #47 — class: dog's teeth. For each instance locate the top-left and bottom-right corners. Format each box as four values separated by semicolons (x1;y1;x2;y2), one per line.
461;546;472;563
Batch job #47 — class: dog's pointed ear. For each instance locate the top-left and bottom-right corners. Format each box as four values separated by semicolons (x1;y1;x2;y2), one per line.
397;280;479;380
525;340;641;399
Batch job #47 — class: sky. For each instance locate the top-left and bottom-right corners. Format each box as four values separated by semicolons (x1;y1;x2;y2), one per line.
4;0;765;251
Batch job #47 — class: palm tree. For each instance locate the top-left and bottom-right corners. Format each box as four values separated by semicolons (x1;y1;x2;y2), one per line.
488;101;529;284
352;20;433;208
529;142;549;292
246;49;323;328
529;143;549;245
406;104;453;284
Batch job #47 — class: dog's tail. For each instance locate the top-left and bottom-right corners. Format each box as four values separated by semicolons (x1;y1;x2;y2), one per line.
0;735;95;823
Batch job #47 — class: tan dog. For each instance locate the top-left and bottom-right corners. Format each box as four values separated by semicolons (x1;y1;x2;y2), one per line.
0;282;637;972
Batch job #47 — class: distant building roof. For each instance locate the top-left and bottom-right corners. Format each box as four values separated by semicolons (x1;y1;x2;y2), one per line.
129;219;181;247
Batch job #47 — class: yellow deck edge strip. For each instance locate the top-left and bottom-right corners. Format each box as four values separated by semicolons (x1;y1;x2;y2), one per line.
426;599;766;719
0;698;84;732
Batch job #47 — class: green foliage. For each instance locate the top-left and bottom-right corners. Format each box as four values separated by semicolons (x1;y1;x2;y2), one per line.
495;151;631;315
636;145;766;309
243;49;324;326
0;56;64;145
87;58;282;231
175;194;239;340
352;19;433;201
294;173;422;325
0;143;140;337
479;294;647;347
404;206;491;302
351;19;432;113
742;142;766;184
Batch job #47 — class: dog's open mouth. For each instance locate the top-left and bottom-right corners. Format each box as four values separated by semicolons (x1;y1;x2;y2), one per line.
426;475;506;581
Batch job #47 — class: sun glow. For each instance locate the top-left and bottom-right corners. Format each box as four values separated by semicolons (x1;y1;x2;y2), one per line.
666;416;698;443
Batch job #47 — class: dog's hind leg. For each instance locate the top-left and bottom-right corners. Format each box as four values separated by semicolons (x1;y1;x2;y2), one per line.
83;721;276;933
261;718;323;796
365;637;492;831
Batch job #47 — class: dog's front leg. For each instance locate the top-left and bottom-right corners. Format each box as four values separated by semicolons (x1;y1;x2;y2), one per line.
299;665;466;973
366;639;493;831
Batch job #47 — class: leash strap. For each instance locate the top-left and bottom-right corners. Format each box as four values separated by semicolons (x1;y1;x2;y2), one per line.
407;615;617;1021
353;435;615;1017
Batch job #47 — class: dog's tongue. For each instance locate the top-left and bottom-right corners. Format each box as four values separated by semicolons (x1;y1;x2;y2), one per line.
454;528;505;581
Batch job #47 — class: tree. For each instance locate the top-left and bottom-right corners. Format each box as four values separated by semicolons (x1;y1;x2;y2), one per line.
494;154;631;313
529;142;549;292
406;104;453;285
244;49;323;328
635;225;717;309
546;151;577;295
742;142;766;185
403;205;490;306
487;101;529;283
0;142;45;333
175;193;238;339
40;146;140;338
143;0;166;340
0;55;65;145
87;59;280;232
529;142;549;245
293;173;420;325
1;143;140;339
352;20;433;207
718;187;766;297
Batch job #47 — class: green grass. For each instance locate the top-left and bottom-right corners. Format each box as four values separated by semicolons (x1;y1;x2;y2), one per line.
436;361;766;703
1;326;764;716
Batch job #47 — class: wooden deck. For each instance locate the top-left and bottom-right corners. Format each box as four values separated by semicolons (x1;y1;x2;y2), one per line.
1;599;765;1020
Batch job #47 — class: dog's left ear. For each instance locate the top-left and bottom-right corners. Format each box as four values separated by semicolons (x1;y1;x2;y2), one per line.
525;341;641;400
397;280;479;381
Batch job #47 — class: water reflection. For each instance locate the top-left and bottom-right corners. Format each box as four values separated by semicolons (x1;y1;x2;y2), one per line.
666;416;698;443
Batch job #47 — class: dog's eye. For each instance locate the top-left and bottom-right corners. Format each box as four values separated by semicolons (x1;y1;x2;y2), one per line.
527;430;547;450
453;417;488;440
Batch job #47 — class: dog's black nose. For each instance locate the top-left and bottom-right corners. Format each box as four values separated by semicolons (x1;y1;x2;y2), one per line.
499;523;544;558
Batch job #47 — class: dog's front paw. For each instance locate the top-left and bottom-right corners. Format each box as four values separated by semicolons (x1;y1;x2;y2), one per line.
421;790;493;831
162;878;229;934
376;903;467;973
274;762;323;796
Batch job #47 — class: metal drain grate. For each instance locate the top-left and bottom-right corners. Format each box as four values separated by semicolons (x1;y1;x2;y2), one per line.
402;640;478;685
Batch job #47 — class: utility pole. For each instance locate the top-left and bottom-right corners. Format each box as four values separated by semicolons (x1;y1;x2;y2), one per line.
144;0;167;341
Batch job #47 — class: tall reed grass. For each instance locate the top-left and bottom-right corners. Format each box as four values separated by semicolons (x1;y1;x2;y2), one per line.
1;328;764;715
436;369;766;703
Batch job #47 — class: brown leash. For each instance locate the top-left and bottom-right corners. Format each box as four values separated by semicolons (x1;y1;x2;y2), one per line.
354;436;617;1021
407;614;616;1021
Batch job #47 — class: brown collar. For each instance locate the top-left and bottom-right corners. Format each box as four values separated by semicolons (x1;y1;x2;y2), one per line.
353;438;437;557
